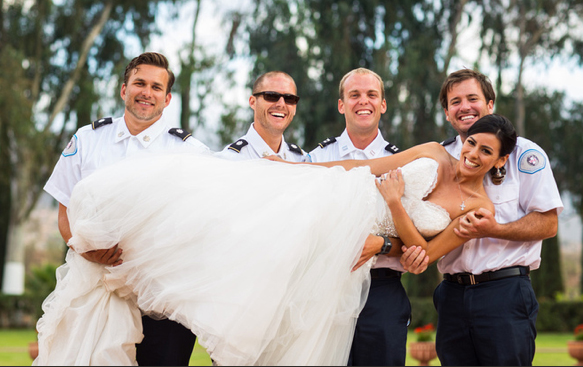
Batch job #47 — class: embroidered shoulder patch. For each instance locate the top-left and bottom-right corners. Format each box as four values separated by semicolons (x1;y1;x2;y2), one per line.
62;135;78;157
518;149;546;174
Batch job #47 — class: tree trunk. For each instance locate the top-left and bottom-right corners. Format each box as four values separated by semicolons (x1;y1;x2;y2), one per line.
179;0;202;131
0;118;10;289
1;220;25;294
44;0;113;132
442;0;468;76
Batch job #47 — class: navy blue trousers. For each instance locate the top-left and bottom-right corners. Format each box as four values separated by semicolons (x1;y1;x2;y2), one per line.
434;275;538;366
136;316;196;366
349;275;411;366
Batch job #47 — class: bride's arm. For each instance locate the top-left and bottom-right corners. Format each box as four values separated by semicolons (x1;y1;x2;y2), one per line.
376;169;430;251
267;142;444;176
378;172;495;264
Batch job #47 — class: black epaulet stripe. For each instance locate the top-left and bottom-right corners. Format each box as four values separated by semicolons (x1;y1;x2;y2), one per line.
168;128;192;141
385;142;400;154
318;137;337;148
92;117;113;130
228;139;248;153
441;136;456;147
287;142;303;155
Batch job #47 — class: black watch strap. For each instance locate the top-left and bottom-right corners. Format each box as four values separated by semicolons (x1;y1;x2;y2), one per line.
376;234;393;255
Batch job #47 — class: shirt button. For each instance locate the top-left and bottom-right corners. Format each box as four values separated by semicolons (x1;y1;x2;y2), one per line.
118;132;124;137
143;136;150;142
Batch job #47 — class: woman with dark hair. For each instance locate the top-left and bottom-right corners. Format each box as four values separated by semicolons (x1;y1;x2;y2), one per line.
35;115;516;366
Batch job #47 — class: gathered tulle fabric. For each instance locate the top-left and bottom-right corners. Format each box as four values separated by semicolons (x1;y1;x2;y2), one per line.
36;153;382;366
34;154;450;366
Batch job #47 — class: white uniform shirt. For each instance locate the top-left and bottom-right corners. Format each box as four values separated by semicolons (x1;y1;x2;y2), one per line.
309;129;404;272
439;136;563;275
216;123;307;162
44;115;210;207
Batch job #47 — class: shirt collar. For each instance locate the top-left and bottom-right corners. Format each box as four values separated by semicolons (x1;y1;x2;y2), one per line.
247;123;288;158
336;129;387;159
115;114;169;148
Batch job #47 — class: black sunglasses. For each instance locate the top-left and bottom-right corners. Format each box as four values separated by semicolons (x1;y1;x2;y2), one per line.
253;91;300;105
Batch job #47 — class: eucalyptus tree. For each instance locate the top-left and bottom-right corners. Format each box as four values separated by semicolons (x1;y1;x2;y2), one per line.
479;0;583;136
0;0;178;291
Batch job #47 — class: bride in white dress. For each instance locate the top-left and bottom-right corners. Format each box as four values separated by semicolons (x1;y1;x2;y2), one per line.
34;115;516;366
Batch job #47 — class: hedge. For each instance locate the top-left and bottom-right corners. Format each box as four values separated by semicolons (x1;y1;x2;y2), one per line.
1;294;581;332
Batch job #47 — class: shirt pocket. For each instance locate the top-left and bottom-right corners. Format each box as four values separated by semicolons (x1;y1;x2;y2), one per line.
485;183;519;223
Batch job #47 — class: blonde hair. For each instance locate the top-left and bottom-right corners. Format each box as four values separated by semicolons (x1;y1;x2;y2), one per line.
338;68;385;100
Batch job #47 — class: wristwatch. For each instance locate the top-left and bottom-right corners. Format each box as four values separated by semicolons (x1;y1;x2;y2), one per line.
376;234;393;255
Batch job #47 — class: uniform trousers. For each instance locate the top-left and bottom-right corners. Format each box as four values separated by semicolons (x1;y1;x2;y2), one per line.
136;315;197;366
348;269;410;366
433;274;538;366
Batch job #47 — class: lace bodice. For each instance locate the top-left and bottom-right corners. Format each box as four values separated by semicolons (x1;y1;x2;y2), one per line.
375;158;451;238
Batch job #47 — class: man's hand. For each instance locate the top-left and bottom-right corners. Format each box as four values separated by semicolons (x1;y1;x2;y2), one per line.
400;246;429;274
454;208;496;239
352;234;383;271
74;244;124;266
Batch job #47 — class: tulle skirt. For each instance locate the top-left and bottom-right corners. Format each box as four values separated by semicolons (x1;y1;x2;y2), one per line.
35;152;384;366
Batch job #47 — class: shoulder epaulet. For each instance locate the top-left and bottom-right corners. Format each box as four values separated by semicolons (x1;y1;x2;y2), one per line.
168;128;192;141
287;142;303;155
317;137;337;149
228;139;248;153
441;136;456;146
92;117;113;130
384;142;401;154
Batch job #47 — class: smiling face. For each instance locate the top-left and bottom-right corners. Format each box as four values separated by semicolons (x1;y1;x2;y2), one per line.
250;74;297;140
460;132;508;178
444;78;494;141
121;64;171;134
339;73;387;137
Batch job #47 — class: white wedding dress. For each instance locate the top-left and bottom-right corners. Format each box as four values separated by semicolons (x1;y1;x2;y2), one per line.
34;154;450;366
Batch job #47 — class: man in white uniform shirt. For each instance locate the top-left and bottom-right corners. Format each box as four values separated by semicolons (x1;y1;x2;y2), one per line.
424;69;563;366
218;71;306;162
44;52;209;366
309;68;407;366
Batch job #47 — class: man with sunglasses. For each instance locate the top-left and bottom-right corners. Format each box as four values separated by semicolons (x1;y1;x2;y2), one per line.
218;71;307;161
308;68;408;366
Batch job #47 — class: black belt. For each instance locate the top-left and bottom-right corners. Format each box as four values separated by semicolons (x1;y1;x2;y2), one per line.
444;266;529;285
371;268;402;279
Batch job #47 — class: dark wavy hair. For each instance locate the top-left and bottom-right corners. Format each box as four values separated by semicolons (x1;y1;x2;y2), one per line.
467;114;517;157
123;52;175;95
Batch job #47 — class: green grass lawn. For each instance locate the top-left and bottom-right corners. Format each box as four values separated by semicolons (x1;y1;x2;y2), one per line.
0;329;576;366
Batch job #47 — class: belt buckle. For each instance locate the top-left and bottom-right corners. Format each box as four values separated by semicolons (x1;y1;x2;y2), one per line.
458;273;476;285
